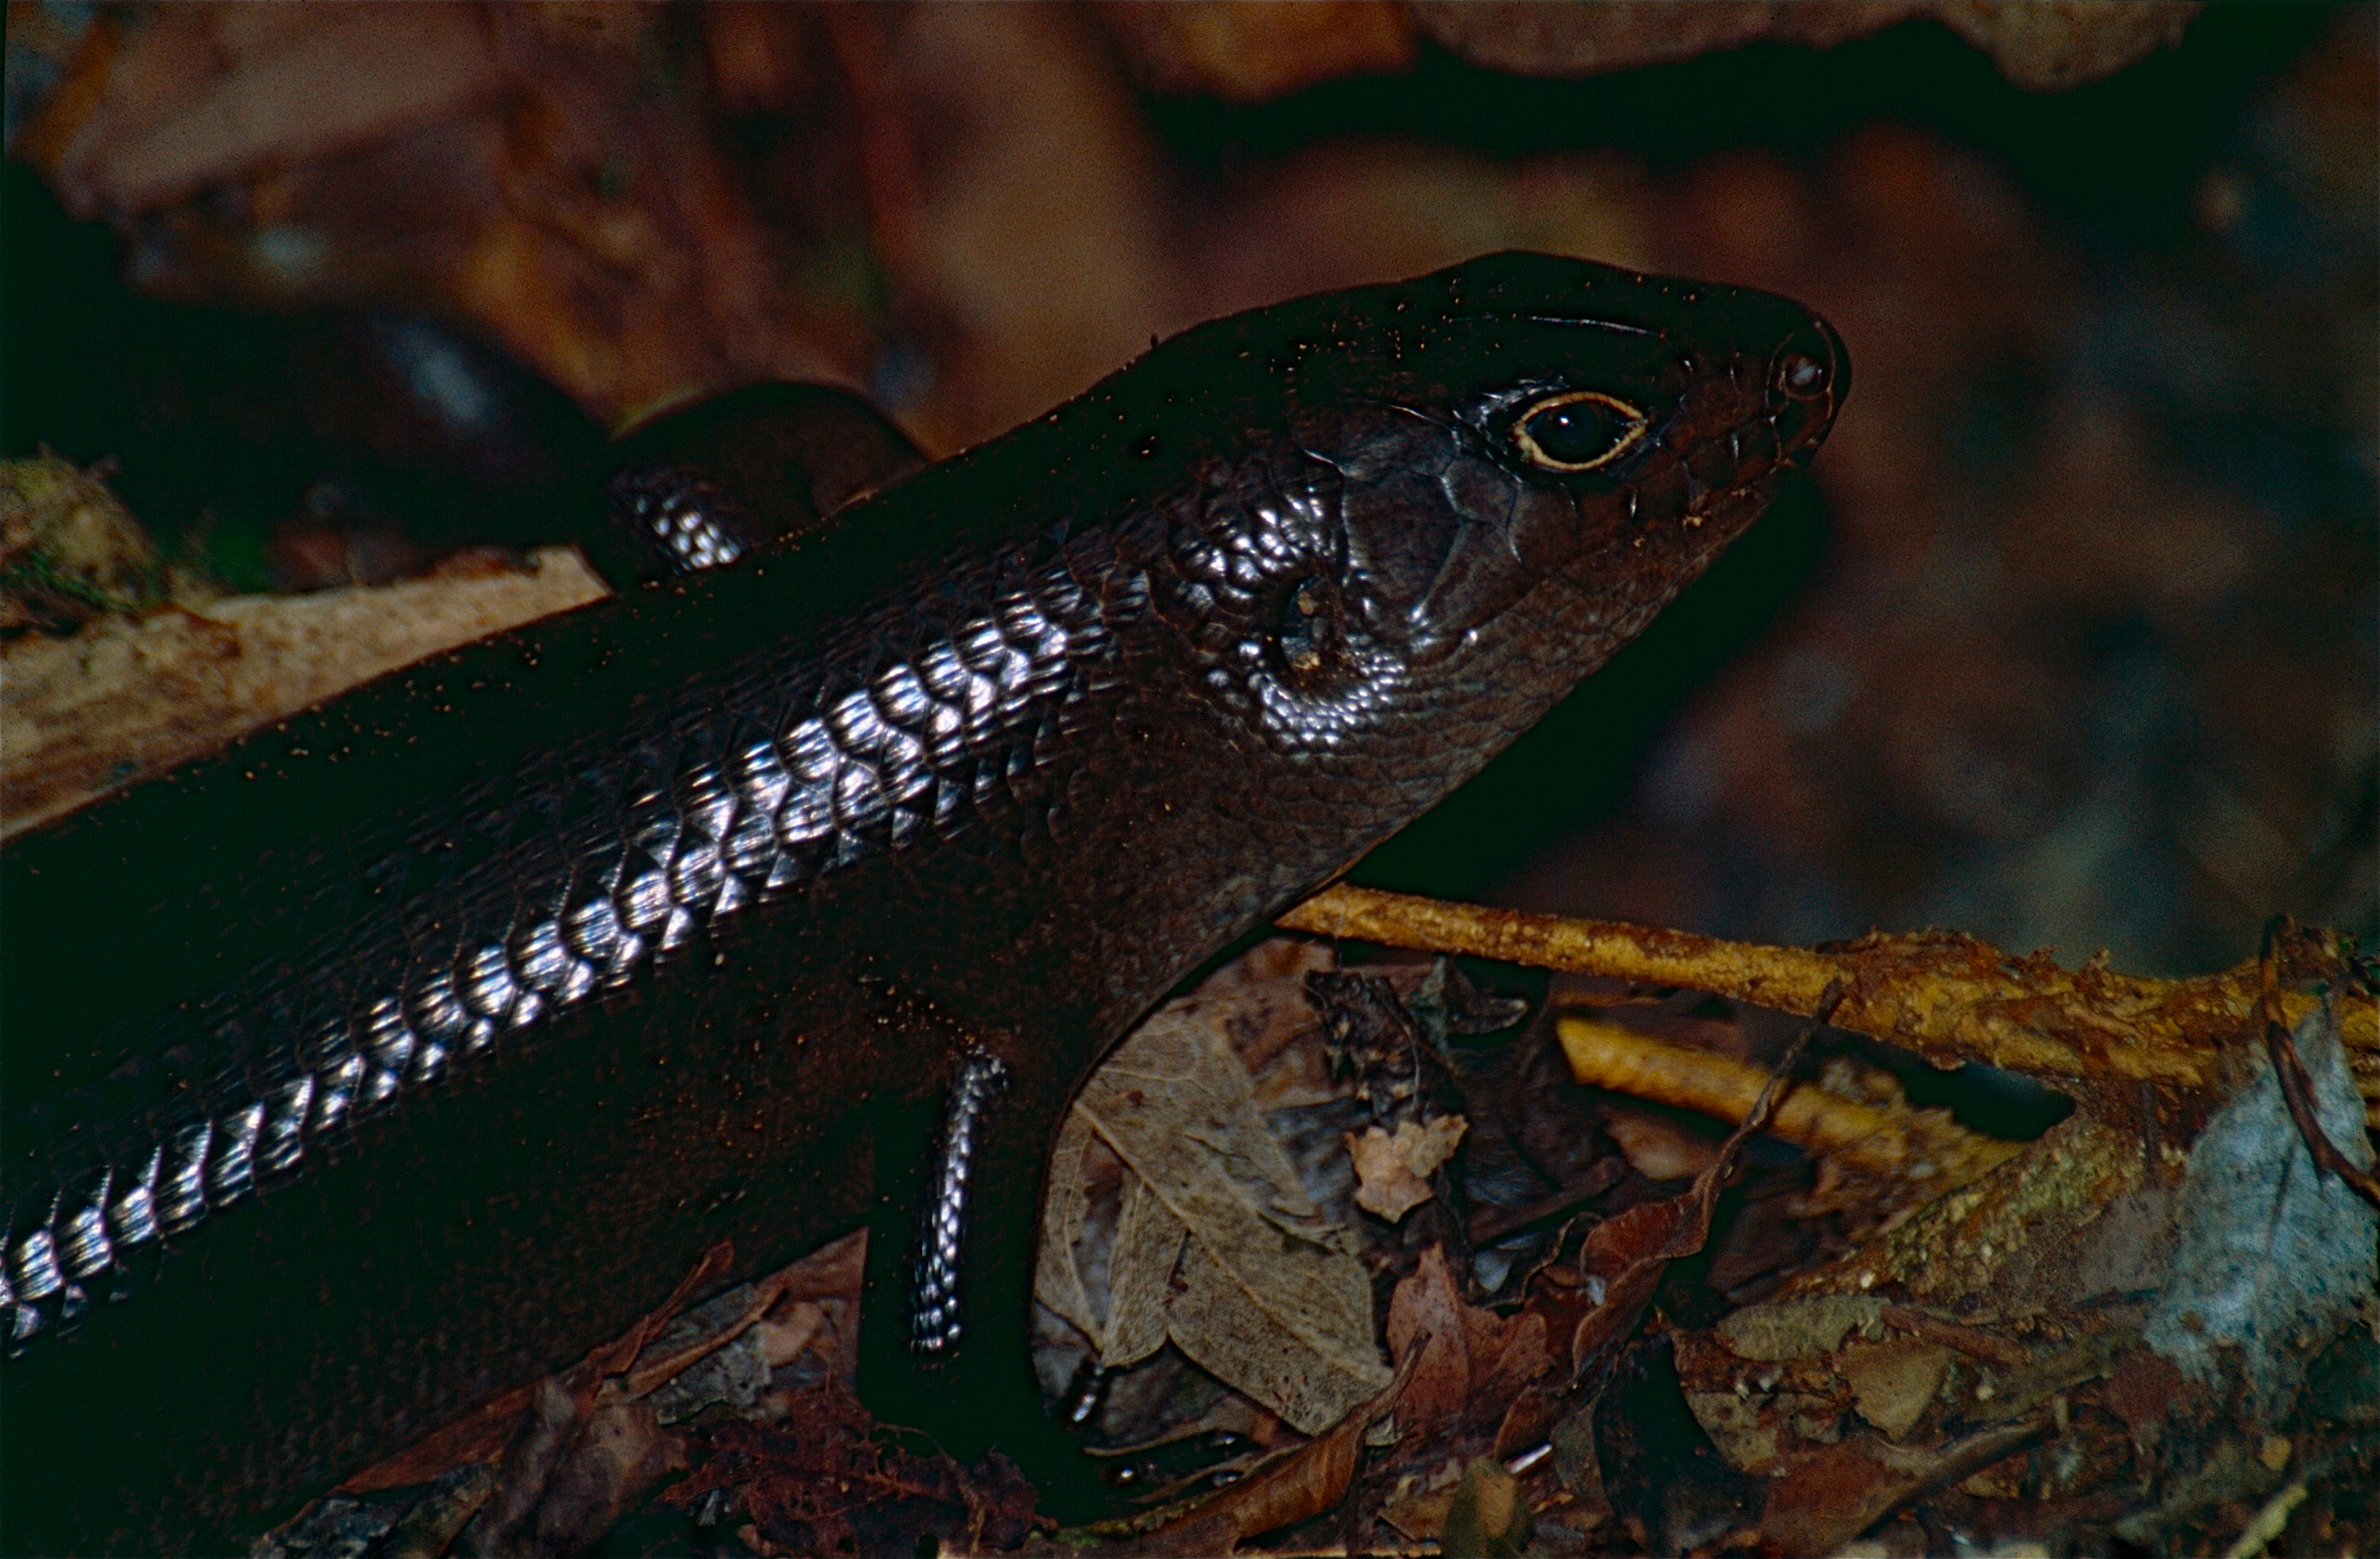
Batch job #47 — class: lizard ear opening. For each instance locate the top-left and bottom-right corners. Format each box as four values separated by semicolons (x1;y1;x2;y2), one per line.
1271;578;1334;677
1510;391;1648;473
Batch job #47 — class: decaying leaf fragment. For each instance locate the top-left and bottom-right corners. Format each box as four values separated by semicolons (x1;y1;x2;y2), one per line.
1385;1246;1555;1444
1096;0;2204;101
1043;1006;1393;1435
1348;1115;1469;1222
1438;1454;1532;1558
1677;1297;1988;1470
1485;1013;1827;1469
1753;1420;2046;1558
660;1386;1041;1558
459;1380;688;1559
1839;1335;1954;1438
1100;1358;1413;1555
2144;993;2378;1417
284;1232;871;1559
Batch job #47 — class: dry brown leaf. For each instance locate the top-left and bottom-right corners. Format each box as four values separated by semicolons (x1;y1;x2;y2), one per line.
1756;1421;2043;1558
1176;938;1337;1075
462;1385;689;1559
1095;1;1418;102
1483;1013;1829;1464
1167;1236;1386;1439
1378;1459;1466;1543
1679;1391;1787;1478
1383;1251;1478;1434
1384;1246;1554;1438
1034;944;1343;1368
1065;1007;1392;1433
340;1232;862;1500
1675;1304;1923;1477
1556;1039;1813;1380
1438;1455;1531;1558
1347;1116;1468;1223
627;1229;868;1420
1674;1322;1851;1478
34;4;503;215
1839;1338;1954;1439
1561;1187;1721;1377
342;1239;737;1495
1123;1350;1417;1554
1035;1108;1105;1346
1714;1295;1887;1362
373;1464;498;1559
1101;1175;1187;1372
1405;1;2201;91
659;1384;1040;1558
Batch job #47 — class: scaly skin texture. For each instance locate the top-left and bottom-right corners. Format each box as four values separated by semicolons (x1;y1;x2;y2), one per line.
0;252;1844;1553
592;382;927;583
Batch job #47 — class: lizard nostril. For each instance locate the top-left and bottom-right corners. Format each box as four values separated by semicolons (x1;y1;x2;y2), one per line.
1771;319;1841;404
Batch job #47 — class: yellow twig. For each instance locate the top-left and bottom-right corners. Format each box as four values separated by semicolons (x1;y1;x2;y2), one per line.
2221;1479;2309;1559
1280;885;2377;1111
1555;1016;2024;1184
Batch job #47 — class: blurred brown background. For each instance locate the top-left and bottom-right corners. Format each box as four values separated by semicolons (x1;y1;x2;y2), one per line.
4;1;2372;977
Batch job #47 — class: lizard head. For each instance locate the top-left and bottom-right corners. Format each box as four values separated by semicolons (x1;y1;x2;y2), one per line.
1123;250;1846;781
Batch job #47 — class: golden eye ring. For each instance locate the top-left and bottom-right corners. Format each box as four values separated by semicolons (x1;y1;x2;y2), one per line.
1510;390;1650;473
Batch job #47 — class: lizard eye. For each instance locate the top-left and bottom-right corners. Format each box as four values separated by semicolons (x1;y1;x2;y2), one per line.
1511;391;1648;473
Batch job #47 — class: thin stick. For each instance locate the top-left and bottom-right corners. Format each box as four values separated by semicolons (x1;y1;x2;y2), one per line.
1280;884;2376;1108
2260;918;2380;1210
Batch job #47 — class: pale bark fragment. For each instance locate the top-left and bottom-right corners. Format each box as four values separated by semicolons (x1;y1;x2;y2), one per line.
1;548;609;839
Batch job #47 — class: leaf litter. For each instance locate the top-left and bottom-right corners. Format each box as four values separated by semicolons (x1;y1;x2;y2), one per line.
1049;1002;1394;1436
253;888;2375;1557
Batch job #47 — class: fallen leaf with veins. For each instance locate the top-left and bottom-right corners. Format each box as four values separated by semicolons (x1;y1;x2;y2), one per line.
1384;1245;1553;1442
1044;1004;1392;1435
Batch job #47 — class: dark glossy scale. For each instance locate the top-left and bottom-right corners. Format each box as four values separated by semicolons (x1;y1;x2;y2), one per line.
0;252;1845;1554
590;382;928;584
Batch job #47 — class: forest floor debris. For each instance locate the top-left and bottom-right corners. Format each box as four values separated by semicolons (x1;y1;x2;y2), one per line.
249;890;2373;1556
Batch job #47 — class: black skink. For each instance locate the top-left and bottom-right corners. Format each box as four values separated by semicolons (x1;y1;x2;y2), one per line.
0;252;1844;1553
